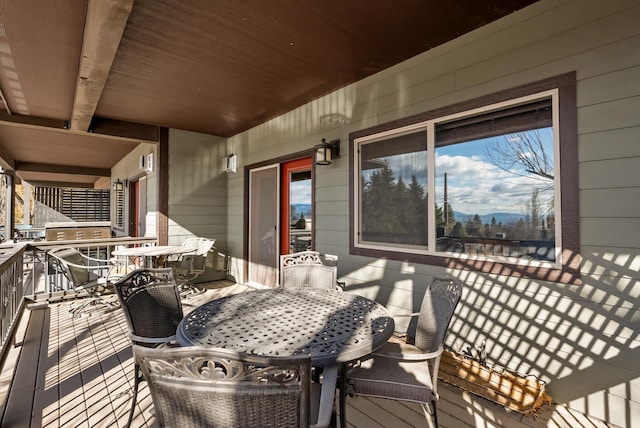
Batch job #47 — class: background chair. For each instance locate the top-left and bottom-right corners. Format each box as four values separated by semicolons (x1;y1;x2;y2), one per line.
133;345;312;428
113;268;184;428
345;277;462;427
168;237;215;297
47;247;120;317
279;250;341;290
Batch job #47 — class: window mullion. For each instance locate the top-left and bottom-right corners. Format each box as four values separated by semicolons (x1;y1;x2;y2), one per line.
427;122;436;253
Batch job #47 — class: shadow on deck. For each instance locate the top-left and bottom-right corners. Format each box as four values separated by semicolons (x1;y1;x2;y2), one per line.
0;280;616;428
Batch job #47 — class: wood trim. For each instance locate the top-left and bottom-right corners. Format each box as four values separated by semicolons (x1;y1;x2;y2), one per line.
349;72;581;285
157;128;169;245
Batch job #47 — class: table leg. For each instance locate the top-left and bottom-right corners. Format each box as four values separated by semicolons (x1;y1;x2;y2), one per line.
315;364;339;428
339;363;347;428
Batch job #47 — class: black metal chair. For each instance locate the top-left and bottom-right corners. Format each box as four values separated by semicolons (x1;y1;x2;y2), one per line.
345;277;463;428
113;268;184;428
47;247;120;317
133;345;312;428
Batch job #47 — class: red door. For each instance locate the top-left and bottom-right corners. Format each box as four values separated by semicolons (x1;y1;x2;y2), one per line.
280;157;313;255
129;180;140;237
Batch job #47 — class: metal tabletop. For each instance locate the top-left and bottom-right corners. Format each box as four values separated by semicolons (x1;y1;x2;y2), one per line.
111;245;195;257
177;288;395;367
112;245;196;268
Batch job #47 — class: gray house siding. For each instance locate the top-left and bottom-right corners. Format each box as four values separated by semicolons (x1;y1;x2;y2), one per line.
157;0;639;425
167;129;228;249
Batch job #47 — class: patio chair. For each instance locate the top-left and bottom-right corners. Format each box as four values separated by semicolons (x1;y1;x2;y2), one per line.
345;277;462;428
133;345;312;428
47;247;120;318
167;237;215;297
113;268;184;428
279;250;342;290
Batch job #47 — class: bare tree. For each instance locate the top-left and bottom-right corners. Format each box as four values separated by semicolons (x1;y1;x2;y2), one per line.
485;130;554;180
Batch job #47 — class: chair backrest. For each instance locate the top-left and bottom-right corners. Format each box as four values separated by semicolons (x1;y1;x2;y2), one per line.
113;268;183;344
182;237;215;256
133;345;311;428
415;277;462;353
49;247;93;287
279;251;338;289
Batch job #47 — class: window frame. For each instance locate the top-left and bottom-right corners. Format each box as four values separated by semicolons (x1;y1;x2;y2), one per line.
349;73;580;285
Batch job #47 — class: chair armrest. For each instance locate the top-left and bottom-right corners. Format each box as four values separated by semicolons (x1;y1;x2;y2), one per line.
373;344;444;362
391;312;420;318
129;333;177;345
53;258;112;271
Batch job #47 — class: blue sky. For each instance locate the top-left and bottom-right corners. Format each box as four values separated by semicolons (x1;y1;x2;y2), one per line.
290;179;312;205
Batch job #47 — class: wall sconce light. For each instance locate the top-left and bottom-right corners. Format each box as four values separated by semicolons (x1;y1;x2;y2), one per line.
315;138;340;165
112;179;124;191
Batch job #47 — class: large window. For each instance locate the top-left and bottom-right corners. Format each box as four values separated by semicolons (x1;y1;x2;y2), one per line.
350;74;580;284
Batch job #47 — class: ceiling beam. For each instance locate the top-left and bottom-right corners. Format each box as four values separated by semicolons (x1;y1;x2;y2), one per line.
0;111;65;129
70;0;134;132
0;111;158;142
22;180;96;189
16;162;110;177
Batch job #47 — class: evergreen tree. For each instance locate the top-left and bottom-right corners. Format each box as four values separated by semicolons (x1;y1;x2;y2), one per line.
362;165;402;241
406;175;427;245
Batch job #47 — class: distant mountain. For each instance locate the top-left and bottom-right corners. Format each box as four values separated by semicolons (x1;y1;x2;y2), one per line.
454;211;524;225
291;204;312;219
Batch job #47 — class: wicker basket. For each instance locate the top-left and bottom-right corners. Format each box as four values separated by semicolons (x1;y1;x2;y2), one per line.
438;350;551;415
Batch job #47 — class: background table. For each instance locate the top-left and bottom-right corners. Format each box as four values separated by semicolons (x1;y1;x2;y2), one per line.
112;245;195;268
177;288;394;427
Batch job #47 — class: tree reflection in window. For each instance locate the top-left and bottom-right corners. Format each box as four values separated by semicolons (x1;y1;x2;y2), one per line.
357;93;558;263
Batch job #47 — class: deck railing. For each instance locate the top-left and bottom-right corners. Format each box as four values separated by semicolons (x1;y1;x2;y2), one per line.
0;237;157;369
27;237;157;295
0;244;26;369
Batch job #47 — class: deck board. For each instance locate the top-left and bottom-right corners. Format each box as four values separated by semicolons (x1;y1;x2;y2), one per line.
0;280;619;428
3;307;46;426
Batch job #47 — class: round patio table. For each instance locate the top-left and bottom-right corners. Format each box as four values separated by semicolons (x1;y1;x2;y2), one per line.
177;288;394;427
177;288;394;366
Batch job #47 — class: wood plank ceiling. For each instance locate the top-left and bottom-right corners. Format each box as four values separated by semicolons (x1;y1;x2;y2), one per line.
0;0;538;187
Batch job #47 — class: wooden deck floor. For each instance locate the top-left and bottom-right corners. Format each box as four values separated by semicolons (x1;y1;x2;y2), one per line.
0;281;617;428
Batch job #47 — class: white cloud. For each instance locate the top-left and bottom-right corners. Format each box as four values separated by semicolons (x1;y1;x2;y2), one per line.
435;153;553;215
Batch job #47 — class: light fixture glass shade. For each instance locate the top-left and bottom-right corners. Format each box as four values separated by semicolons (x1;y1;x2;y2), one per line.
315;145;332;165
113;180;124;191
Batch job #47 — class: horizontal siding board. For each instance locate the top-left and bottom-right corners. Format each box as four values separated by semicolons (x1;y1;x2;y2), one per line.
581;188;640;217
579;126;640;162
578;96;640;134
579;157;640;189
578;66;640;107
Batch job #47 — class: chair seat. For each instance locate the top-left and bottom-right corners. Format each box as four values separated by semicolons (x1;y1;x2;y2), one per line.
375;339;426;356
349;354;435;403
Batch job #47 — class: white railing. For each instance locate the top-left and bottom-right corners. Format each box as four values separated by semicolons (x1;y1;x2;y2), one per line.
0;237;157;369
0;244;26;369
